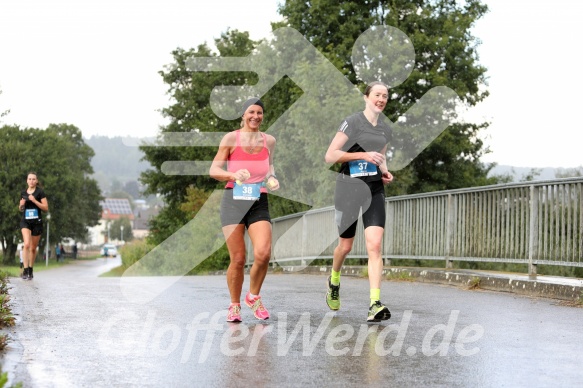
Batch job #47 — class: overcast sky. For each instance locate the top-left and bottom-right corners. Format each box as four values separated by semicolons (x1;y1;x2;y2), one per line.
1;0;582;168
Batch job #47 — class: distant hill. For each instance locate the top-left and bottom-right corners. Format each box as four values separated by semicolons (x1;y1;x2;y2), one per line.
488;165;583;182
85;135;151;195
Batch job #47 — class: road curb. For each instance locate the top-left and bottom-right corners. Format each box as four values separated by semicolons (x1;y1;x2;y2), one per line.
275;265;583;302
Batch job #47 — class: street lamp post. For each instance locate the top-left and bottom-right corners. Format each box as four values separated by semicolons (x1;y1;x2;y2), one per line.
45;213;51;267
107;222;110;242
120;225;124;243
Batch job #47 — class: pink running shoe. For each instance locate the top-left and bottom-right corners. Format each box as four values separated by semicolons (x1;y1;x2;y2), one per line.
244;292;270;320
227;304;242;322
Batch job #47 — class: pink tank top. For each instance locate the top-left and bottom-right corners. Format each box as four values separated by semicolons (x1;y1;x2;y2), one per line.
225;130;270;193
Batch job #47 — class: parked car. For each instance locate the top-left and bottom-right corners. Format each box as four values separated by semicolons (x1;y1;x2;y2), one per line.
100;244;118;257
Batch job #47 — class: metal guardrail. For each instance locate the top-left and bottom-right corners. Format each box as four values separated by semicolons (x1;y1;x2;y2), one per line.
247;177;583;275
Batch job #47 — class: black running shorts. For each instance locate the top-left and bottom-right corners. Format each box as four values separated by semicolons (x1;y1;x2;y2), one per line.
20;220;43;237
334;175;386;239
220;190;271;228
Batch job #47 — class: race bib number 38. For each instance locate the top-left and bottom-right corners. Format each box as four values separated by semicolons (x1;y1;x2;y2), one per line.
25;208;39;220
233;183;262;200
348;160;378;177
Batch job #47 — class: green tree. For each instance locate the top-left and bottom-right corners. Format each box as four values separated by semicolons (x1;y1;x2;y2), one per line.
276;0;499;195
0;124;102;264
107;217;133;242
0;125;31;262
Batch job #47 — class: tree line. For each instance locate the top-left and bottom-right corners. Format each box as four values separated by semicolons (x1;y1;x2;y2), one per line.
0;124;102;264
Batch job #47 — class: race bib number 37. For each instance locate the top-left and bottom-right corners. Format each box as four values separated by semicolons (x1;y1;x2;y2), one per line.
348;160;378;177
233;183;262;200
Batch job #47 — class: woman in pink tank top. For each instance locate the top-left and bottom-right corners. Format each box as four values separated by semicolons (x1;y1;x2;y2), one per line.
210;98;279;322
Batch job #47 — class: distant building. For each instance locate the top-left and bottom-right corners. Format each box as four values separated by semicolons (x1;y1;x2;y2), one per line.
87;198;161;246
87;198;134;246
100;198;134;221
132;205;160;239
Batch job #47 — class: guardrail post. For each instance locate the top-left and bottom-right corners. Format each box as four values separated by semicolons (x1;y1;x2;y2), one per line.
528;185;539;276
445;193;454;268
384;200;393;267
301;213;308;267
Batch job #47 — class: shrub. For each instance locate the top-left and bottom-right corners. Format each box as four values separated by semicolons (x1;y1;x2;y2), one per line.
119;240;154;268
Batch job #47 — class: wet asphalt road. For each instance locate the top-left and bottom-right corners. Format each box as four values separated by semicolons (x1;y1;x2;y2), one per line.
4;258;583;387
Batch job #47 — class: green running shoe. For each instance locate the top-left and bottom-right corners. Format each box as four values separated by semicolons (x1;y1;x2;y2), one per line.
367;300;391;322
326;276;340;310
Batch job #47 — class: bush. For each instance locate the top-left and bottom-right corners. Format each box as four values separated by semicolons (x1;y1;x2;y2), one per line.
0;270;15;358
0;363;22;387
119;240;154;268
188;244;230;274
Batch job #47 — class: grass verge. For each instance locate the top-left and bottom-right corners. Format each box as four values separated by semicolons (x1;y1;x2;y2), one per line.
386;270;415;282
467;276;482;290
99;240;154;277
0;365;22;387
558;290;583;308
0;271;15;352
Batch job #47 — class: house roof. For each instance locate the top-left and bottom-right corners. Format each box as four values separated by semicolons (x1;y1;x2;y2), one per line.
133;206;160;230
100;198;134;220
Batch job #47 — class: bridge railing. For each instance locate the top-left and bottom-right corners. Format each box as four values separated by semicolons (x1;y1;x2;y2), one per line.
248;177;583;275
